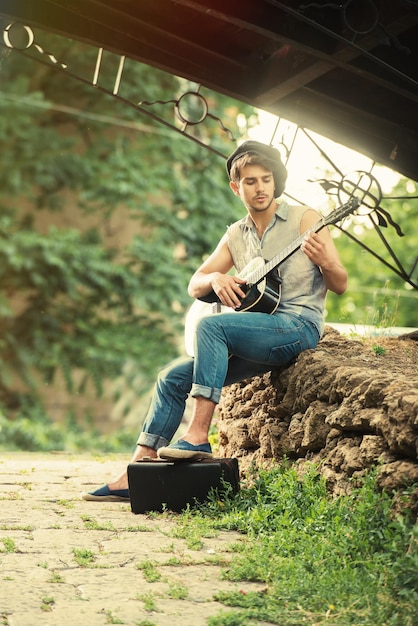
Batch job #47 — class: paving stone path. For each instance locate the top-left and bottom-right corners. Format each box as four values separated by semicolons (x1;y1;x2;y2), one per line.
0;452;264;626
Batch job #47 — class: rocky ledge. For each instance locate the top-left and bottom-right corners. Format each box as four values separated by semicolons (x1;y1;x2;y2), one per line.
218;327;418;511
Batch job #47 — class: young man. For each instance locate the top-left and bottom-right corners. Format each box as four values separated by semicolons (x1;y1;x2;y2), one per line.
83;140;347;502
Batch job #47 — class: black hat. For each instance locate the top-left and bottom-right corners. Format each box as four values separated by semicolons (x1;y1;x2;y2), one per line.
226;140;287;195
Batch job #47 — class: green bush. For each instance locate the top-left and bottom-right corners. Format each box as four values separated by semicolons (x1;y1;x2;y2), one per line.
0;400;134;452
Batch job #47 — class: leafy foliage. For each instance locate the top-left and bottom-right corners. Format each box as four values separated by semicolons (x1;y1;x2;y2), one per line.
0;33;256;437
0;215;174;398
0;399;133;452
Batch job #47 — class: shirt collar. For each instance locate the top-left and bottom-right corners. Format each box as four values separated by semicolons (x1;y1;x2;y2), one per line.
239;200;289;230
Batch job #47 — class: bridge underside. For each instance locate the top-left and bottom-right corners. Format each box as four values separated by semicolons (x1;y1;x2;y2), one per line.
1;0;417;181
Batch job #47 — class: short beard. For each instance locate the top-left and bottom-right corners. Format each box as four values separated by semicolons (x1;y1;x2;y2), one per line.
249;194;275;213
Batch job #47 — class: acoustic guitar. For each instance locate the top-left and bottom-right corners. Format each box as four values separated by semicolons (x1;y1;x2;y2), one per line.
184;197;359;356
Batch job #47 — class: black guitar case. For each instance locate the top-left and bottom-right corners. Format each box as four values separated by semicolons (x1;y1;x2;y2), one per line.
128;457;240;514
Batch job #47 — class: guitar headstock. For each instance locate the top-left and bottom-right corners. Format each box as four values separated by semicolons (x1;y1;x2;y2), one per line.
325;196;360;226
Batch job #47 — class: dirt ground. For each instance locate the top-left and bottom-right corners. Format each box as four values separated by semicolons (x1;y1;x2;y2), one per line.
0;452;268;626
338;333;418;377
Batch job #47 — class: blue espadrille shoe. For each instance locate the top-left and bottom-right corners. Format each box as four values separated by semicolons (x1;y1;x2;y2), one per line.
81;484;130;502
157;439;213;461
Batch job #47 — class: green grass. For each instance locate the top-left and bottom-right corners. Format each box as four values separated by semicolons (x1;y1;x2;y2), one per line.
81;514;116;531
72;547;96;567
372;343;387;355
0;537;17;553
179;463;417;626
136;559;162;582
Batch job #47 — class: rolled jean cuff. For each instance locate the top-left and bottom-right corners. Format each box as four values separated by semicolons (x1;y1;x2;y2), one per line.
137;431;170;450
191;383;222;404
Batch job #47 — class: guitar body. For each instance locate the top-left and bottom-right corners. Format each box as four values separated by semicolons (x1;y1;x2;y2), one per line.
184;267;281;356
235;271;282;313
199;257;282;314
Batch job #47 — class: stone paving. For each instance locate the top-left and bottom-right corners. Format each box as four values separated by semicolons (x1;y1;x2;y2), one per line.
0;452;264;626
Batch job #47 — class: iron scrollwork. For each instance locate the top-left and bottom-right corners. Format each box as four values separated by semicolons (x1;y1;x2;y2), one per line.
1;21;234;157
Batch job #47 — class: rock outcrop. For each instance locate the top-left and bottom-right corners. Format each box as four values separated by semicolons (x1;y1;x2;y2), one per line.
218;327;418;507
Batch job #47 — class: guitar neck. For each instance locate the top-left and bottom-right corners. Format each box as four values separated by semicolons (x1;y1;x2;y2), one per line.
249;218;326;285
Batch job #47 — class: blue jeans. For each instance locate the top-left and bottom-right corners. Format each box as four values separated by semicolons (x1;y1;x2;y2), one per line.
137;311;320;449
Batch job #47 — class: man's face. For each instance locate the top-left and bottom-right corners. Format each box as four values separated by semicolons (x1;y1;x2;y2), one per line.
230;164;276;214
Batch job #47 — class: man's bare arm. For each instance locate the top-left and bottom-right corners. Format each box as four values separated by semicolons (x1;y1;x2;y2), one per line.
300;209;348;295
188;236;246;308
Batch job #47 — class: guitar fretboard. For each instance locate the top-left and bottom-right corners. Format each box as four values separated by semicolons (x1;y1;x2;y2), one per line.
247;196;360;286
248;217;326;286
